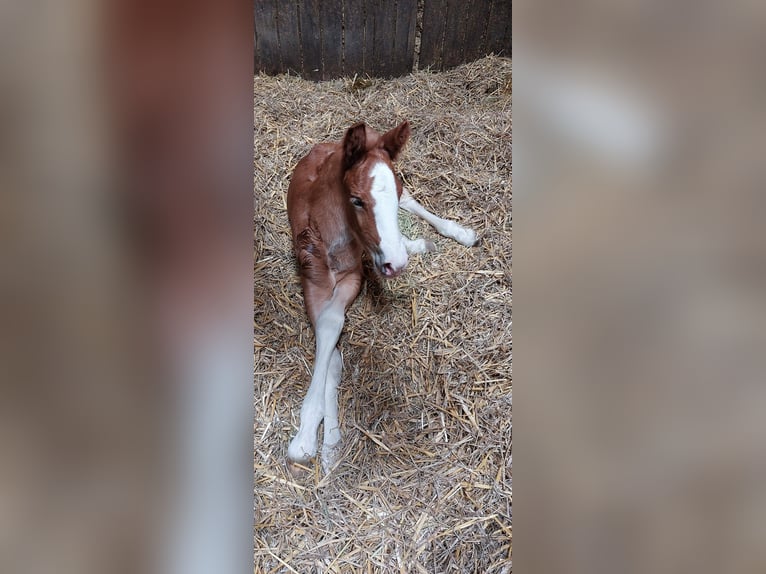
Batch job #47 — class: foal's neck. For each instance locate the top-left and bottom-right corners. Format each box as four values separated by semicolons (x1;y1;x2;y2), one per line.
310;154;363;271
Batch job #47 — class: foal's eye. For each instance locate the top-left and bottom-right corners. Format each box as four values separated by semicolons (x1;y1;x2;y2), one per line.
350;197;364;208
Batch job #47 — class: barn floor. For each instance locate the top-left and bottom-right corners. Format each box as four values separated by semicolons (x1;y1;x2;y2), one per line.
254;56;512;573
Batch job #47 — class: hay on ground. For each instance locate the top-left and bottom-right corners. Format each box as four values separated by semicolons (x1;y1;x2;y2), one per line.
254;55;512;573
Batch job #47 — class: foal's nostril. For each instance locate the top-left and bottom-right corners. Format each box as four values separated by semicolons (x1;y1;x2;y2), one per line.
381;262;405;277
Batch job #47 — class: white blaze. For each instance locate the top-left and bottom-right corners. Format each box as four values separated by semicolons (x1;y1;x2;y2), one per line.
369;162;408;271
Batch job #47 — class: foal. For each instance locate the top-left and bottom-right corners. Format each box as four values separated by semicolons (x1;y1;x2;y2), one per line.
286;120;478;472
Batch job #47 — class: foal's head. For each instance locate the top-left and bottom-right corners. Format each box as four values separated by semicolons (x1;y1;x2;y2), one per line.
342;121;411;278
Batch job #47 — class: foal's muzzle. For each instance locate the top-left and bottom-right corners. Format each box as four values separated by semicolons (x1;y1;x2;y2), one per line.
372;247;408;279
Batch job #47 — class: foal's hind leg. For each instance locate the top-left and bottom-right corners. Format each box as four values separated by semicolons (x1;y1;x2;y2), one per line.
399;189;479;247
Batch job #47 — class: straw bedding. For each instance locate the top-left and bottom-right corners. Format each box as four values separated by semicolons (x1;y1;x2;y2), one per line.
254;56;512;573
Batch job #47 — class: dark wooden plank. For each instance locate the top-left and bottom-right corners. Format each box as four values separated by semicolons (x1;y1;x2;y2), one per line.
253;17;260;72
462;0;492;63
254;0;280;75
319;0;344;78
392;0;417;76
343;0;366;75
419;0;447;70
501;1;512;56
366;0;396;77
278;0;303;75
441;0;466;69
298;0;323;79
486;0;511;56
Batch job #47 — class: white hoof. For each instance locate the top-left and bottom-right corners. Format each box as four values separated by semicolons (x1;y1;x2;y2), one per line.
286;458;309;478
404;238;437;254
321;423;342;473
287;432;317;465
320;442;341;474
453;227;479;247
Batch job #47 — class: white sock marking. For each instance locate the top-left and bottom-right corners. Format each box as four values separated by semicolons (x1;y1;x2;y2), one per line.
287;301;345;463
403;237;436;254
399;189;478;247
321;349;343;473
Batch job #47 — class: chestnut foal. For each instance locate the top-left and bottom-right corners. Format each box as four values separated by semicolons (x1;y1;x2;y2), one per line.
286;121;478;473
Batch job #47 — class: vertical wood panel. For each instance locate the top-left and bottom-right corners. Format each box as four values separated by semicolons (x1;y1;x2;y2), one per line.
320;0;344;78
392;0;418;76
441;0;466;69
462;0;492;63
486;0;511;56
367;1;395;78
364;2;377;76
299;0;323;79
254;24;260;72
343;0;366;75
419;0;447;70
254;0;280;75
278;1;303;75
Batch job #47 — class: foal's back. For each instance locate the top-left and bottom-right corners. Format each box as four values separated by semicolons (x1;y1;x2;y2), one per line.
286;142;342;242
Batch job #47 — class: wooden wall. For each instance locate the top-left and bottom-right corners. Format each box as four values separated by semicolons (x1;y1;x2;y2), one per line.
254;0;511;80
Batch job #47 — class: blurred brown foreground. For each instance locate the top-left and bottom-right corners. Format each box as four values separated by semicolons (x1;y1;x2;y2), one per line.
0;1;253;573
515;0;766;573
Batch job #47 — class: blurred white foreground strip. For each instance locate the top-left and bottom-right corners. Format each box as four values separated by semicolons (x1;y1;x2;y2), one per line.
162;322;252;574
516;56;669;175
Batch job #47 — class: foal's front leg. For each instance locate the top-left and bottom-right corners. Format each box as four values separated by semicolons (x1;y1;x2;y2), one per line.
403;237;436;255
320;348;343;472
287;277;359;472
399;189;479;247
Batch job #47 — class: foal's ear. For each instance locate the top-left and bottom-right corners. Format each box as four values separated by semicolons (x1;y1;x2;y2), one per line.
343;122;367;170
381;120;411;161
